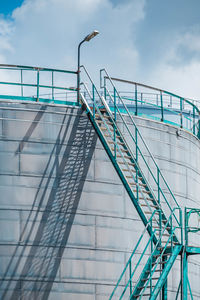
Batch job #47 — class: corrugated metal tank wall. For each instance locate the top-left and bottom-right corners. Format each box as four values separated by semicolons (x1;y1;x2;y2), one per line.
0;102;199;299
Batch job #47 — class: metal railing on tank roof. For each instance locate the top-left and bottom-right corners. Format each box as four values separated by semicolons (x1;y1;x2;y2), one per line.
100;72;200;139
0;64;78;105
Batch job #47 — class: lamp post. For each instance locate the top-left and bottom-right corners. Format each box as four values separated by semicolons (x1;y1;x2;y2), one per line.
77;30;99;105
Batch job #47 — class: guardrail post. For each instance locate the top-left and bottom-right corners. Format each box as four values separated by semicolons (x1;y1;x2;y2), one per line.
193;106;195;135
135;127;139;200
182;250;188;300
180;98;183;128
156;94;159;106
160;91;164;121
180;209;183;245
170;95;172;107
162;256;168;300
36;69;39;102
170;215;173;253
198;113;200;139
114;87;117;159
20;69;23;97
141;92;143;105
129;261;132;296
52;71;54;102
157;168;160;205
135;127;138;163
104;76;108;103
185;208;188;248
135;84;138;115
150;229;153;296
92;84;95;119
114;87;117;121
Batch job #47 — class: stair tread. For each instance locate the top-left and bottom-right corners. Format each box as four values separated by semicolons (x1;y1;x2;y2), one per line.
104;133;121;138
140;203;158;208
108;140;125;146
118;161;135;166
83;86;181;300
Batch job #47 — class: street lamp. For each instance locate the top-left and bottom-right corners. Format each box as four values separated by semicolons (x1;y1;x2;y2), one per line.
77;30;99;104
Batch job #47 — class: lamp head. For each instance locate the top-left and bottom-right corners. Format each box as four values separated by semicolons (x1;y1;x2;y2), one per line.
84;30;99;42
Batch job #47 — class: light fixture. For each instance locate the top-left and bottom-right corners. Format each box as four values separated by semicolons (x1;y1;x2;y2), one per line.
77;30;99;104
84;30;99;42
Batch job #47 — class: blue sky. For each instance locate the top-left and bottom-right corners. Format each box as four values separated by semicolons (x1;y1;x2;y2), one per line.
0;0;24;15
0;0;200;98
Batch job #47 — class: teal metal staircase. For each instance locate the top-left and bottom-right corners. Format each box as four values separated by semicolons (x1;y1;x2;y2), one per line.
80;66;183;299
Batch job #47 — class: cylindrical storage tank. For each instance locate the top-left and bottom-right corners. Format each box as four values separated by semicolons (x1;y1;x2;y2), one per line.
0;101;199;299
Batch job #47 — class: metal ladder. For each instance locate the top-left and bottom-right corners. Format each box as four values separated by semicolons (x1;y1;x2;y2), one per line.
80;66;183;299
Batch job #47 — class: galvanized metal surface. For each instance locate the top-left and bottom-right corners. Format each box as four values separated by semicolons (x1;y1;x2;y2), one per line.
0;100;199;299
81;66;183;299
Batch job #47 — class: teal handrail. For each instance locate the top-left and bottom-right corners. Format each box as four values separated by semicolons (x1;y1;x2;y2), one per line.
101;73;200;139
185;207;200;247
81;81;160;218
110;208;182;299
79;66;184;299
0;64;78;104
139;227;178;299
109;210;159;299
81;65;182;231
131;208;182;299
100;68;181;228
120;95;196;133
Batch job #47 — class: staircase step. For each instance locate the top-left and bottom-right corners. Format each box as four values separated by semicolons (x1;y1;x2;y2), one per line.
139;197;154;201
111;147;129;153
108;140;125;146
117;154;132;159
104;133;121;138
118;161;135;166
133;293;151;297
152;260;168;266
130;176;143;180
153;253;169;258
134;190;151;194
140;277;159;283
122;168;134;172
95;114;110;119
137;285;155;290
130;182;146;187
144;211;161;216
140;203;158;208
100;127;114;132
154;226;171;229
97;120;113;125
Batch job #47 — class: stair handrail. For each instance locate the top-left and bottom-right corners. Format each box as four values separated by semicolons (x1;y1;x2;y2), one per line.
112;208;182;299
109;210;160;300
138;228;179;299
79;68;165;225
80;82;160;220
103;84;181;228
100;69;181;222
81;66;181;230
127;207;182;299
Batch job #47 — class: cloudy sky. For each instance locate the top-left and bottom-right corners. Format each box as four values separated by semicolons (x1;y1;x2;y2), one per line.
0;0;200;99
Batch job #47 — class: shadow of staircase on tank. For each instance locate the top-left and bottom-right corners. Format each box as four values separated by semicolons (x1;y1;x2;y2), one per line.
0;108;97;299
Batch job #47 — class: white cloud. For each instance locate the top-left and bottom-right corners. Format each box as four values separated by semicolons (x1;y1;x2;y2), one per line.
1;0;199;102
0;18;14;59
146;27;200;100
0;0;145;75
0;0;146;98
